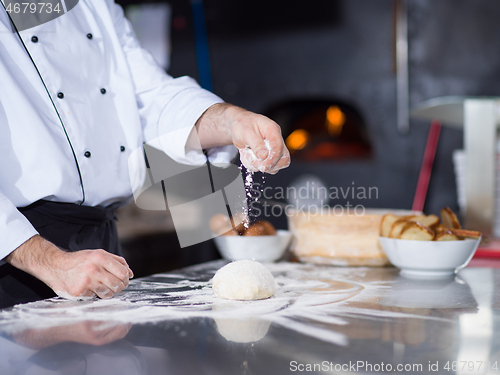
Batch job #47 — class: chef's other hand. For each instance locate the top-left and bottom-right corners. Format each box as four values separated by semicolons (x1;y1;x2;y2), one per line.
6;235;133;300
193;103;291;174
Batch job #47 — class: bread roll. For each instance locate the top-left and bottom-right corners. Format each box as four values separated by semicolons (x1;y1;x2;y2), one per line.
210;214;233;235
243;221;276;236
232;212;250;234
221;229;239;236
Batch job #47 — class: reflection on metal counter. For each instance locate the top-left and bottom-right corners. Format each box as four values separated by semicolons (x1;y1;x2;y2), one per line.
0;260;499;374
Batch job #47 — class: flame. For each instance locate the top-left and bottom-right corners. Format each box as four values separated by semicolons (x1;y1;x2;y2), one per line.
326;106;346;136
286;129;309;151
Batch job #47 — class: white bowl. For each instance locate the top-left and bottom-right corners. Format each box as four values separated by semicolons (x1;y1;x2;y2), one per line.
379;236;481;277
213;230;293;263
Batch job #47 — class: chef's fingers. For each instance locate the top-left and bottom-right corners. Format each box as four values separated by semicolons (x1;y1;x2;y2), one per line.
99;263;129;293
249;117;290;173
259;125;286;168
92;284;115;299
250;145;290;174
99;251;133;283
107;252;134;278
229;109;289;173
91;274;125;299
239;148;260;172
78;290;97;299
264;148;291;174
240;122;269;161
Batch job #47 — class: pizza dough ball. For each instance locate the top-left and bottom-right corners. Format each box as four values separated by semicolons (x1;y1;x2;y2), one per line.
212;260;275;300
243;220;276;236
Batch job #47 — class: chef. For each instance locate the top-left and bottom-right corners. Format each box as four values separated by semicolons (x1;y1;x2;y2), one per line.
0;0;290;307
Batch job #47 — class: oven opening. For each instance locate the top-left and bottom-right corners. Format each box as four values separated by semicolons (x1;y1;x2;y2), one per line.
264;99;372;162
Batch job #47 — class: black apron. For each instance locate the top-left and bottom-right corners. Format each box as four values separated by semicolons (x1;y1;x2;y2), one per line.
0;200;123;309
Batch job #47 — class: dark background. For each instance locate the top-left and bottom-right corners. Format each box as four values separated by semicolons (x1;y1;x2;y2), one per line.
115;0;500;274
118;0;500;214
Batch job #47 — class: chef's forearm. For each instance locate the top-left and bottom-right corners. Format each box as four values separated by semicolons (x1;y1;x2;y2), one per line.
189;103;236;150
5;235;61;281
6;236;133;299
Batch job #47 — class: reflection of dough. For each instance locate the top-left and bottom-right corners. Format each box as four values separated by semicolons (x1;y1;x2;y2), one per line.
215;317;271;343
212;260;275;300
212;302;271;343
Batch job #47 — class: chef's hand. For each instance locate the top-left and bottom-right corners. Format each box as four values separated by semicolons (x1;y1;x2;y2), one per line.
191;103;290;174
6;235;133;299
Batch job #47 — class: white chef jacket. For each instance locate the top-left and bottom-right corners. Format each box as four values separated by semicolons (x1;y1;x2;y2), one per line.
0;0;236;261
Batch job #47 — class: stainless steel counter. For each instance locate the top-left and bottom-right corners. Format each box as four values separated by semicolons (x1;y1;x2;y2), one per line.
0;260;498;374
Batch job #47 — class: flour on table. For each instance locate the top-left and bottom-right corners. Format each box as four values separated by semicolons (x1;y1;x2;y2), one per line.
55;290;96;301
0;261;438;347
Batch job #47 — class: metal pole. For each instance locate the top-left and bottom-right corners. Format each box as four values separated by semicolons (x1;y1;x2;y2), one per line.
396;0;409;133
